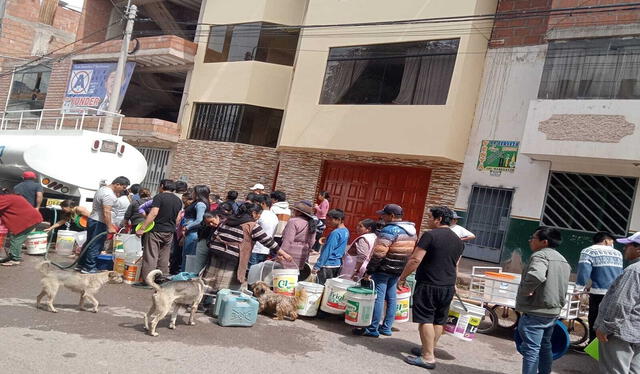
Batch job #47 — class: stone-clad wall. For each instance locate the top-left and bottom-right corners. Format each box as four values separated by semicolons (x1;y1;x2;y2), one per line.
275;150;463;230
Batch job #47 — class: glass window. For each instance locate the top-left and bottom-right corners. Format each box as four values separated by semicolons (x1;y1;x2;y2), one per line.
319;39;459;105
189;103;283;148
7;66;51;113
538;36;640;100
204;22;300;66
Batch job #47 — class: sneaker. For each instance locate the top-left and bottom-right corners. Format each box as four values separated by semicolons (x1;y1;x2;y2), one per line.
378;326;393;336
0;257;12;264
80;268;98;274
1;260;21;266
352;328;379;338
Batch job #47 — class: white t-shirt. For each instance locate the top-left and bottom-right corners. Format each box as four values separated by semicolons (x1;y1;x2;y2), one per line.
253;210;279;254
89;186;117;223
111;195;131;227
450;224;474;239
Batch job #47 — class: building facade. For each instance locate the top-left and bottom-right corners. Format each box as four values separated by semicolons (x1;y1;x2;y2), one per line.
455;0;640;270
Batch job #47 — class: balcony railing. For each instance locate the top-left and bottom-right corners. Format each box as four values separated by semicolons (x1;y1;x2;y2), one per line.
0;108;124;135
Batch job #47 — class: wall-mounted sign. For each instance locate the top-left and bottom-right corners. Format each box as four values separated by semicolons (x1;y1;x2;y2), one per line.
477;140;519;173
62;62;136;114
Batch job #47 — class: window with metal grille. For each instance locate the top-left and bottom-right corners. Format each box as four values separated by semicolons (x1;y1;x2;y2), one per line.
137;147;171;194
189;103;282;148
463;186;514;263
542;172;637;236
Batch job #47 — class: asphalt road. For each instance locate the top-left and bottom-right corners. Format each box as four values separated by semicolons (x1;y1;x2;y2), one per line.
0;254;598;374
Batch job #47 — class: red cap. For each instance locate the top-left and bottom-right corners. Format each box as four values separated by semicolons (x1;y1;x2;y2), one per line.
23;171;37;180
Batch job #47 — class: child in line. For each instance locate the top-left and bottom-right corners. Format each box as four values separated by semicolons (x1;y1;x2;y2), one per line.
313;209;349;285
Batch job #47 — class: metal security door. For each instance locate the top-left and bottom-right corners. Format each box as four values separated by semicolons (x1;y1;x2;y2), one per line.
137;147;171;193
463;186;514;263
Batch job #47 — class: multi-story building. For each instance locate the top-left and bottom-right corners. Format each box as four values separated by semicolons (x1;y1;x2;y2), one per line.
455;0;640;270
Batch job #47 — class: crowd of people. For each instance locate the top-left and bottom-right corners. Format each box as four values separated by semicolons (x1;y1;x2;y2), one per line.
1;172;640;373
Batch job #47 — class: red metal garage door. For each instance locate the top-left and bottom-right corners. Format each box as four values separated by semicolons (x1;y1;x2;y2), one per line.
319;160;431;235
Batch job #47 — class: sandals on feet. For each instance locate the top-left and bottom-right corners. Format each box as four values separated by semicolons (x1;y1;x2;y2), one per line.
405;355;436;370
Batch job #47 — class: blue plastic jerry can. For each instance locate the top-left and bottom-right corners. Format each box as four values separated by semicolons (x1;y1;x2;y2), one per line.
217;293;259;327
212;289;235;317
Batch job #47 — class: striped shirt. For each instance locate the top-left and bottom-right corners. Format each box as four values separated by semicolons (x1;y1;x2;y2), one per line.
576;244;623;295
210;221;278;258
594;260;640;343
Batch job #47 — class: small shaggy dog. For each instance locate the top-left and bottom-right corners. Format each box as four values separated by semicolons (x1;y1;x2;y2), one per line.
36;261;123;313
251;281;306;321
143;269;207;337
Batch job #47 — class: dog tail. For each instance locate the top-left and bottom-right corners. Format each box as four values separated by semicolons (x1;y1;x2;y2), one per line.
36;261;52;275
145;269;163;291
294;287;307;307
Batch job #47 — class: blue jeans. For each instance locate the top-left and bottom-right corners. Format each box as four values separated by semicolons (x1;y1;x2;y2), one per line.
181;230;198;272
79;218;107;271
364;272;398;336
249;253;268;267
517;313;556;374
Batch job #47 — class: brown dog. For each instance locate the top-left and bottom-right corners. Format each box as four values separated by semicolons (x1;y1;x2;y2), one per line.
36;261;123;313
252;281;306;321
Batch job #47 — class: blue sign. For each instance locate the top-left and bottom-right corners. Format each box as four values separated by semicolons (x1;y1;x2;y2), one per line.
62;62;136;115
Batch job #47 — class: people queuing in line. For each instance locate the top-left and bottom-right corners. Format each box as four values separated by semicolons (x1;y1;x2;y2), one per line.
312;209;349;285
575;231;623;343
123;188;151;229
276;201;317;272
180;185;210;272
270;190;291;246
250;194;278;266
339;218;378;280
224;190;241;215
449;212;476;241
0;189;43;266
13;171;43;209
312;191;330;251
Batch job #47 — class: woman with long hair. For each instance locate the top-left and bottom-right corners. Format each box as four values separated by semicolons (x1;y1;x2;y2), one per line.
181;185;210;271
44;200;90;232
340;218;378;280
277;201;318;272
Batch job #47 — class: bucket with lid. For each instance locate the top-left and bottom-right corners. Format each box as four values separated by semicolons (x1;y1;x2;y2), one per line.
272;268;299;296
344;281;376;327
320;276;357;314
55;230;77;256
444;299;485;341
395;286;411;323
26;231;48;255
296;282;325;317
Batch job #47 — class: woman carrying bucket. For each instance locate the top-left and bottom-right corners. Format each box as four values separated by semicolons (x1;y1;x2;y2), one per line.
277;201;317;274
45;200;90;232
340;219;378;280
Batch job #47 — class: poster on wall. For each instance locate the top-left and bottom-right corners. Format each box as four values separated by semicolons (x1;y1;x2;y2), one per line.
477;140;519;173
62;62;136;115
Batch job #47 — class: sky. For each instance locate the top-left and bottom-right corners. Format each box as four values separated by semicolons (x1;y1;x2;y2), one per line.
64;0;85;11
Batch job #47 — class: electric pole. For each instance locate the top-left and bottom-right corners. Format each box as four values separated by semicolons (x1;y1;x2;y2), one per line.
103;3;137;133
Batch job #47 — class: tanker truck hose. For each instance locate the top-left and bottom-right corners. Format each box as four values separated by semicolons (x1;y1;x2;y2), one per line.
44;207;110;270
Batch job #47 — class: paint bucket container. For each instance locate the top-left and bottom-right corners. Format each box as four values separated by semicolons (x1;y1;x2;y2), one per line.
344;284;376;327
514;320;570;360
113;249;126;275
444;300;485;342
123;258;142;284
26;231;48;255
272;268;299;296
55;230;77;256
320;277;357;314
296;281;325;317
395;286;411;323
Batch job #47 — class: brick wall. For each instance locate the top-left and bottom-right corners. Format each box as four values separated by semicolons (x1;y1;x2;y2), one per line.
548;0;640;30
76;0;112;43
490;0;552;48
42;59;72;111
169;140;280;197
275;150;463;230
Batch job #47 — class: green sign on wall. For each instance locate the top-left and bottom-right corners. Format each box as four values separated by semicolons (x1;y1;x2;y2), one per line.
477;140;520;173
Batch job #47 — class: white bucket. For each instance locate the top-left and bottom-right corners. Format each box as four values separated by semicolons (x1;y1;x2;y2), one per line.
444;300;485;341
272;268;299;296
248;260;278;285
55;230;77;256
344;286;377;327
26;232;48;255
395;286;411;323
296;282;325;317
320;277;357;314
119;234;142;259
75;231;87;247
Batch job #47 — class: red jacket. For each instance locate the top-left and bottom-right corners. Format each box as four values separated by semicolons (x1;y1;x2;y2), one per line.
0;194;42;234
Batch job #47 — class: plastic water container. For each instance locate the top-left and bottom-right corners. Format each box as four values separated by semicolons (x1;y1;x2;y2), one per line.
217;292;259;327
247;260;280;285
26;232;48;255
320;277;357;314
96;254;114;271
296;282;325;317
123;258;142;284
406;273;416;306
113;249;126;275
272;268;299;296
444;300;486;342
212;289;236;317
75;231;87;248
483;272;521;308
395;286;411;323
119;234;142;260
55;230;77;256
344;285;377;327
515;320;570;360
184;255;200;274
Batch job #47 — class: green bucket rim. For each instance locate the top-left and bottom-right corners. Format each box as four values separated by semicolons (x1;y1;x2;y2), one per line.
347;286;375;295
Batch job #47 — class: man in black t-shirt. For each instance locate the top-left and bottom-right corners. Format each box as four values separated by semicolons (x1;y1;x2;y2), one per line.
399;206;464;370
135;179;182;287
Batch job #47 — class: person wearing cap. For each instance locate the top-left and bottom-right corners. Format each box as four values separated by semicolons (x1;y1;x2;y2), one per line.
0;190;43;266
450;211;475;241
575;231;623;343
250;183;265;195
270;190;291;245
276;201;317;271
354;204;417;338
13;171;43;209
250;194;279;266
595;232;640;373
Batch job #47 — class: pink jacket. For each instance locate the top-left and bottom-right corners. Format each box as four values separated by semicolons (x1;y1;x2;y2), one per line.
278;216;316;270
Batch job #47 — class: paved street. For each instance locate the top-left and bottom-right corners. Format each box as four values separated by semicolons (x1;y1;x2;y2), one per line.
0;254;597;374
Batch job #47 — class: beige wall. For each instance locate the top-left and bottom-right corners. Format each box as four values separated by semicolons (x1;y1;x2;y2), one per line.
277;0;498;163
